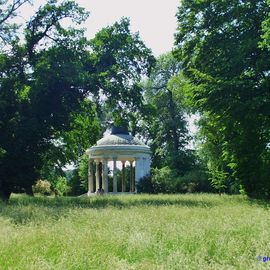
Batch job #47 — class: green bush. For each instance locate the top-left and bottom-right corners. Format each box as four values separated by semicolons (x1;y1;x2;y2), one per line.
137;167;213;194
55;177;71;196
151;167;177;193
175;169;213;193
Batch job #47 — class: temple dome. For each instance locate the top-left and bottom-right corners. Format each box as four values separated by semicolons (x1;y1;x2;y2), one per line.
96;134;145;146
86;124;151;157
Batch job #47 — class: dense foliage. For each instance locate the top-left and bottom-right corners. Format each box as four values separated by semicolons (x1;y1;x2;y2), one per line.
137;167;212;194
0;0;154;200
0;0;92;200
174;0;270;198
140;53;195;174
2;0;270;199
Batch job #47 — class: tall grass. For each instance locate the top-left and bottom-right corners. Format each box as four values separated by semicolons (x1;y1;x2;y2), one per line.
0;194;269;269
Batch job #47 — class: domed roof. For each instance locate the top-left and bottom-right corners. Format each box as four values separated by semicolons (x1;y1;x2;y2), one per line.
86;124;151;156
96;134;145;146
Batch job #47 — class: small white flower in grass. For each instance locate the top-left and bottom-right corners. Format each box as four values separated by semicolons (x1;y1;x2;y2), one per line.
127;231;153;251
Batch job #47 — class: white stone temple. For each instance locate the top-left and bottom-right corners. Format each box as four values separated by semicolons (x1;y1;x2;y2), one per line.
85;125;151;195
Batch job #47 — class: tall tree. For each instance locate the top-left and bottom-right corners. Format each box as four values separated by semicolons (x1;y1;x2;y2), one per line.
0;0;91;200
174;0;270;197
141;53;194;174
0;3;155;200
196;113;238;193
88;18;155;129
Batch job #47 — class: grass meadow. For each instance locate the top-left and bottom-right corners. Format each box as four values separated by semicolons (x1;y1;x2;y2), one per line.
0;194;270;270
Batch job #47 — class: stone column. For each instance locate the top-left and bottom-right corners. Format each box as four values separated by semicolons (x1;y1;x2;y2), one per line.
113;158;117;193
122;161;126;192
135;157;141;187
88;159;94;195
130;160;134;192
95;160;100;192
102;159;108;193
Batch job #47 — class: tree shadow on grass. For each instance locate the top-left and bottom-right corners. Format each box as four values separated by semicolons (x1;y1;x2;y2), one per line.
247;197;270;209
0;194;215;225
9;194;215;208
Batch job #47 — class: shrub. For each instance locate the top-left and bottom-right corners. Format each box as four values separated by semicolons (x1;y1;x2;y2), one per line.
137;174;154;193
175;169;213;193
137;167;213;194
55;176;71;196
137;167;177;194
151;167;177;193
32;180;52;195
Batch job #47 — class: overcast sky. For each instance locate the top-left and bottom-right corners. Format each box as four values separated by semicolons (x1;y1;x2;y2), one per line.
19;0;180;56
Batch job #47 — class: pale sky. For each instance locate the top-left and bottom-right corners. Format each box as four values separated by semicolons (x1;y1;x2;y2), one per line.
18;0;180;56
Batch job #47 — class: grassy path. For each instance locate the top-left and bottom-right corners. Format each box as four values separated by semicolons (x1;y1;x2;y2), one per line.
0;194;269;269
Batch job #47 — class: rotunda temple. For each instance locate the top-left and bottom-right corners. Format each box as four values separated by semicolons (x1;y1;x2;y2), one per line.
85;125;151;195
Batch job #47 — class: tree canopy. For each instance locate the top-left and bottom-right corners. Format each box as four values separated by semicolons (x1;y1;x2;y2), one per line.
141;53;194;174
174;0;270;197
2;0;270;199
0;0;155;200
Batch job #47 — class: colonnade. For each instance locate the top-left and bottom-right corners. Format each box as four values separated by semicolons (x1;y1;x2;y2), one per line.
88;158;136;194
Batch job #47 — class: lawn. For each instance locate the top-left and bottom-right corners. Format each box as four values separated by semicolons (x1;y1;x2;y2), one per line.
0;194;269;270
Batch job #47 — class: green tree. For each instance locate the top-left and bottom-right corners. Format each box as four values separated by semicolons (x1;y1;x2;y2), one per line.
260;0;270;49
196;114;239;194
174;0;270;197
0;0;90;200
141;53;194;174
89;18;155;128
78;154;89;191
39;100;101;184
54;176;70;196
0;3;155;200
